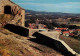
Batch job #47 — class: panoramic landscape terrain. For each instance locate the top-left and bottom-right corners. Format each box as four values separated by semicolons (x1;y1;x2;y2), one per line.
0;0;80;56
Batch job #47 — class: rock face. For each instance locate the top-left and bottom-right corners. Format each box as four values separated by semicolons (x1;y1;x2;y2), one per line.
0;0;25;26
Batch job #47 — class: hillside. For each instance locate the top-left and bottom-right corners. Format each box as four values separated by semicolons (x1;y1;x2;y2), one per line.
60;35;80;53
0;28;63;56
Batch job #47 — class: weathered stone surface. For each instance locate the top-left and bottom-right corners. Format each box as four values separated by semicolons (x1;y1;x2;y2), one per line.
0;0;25;26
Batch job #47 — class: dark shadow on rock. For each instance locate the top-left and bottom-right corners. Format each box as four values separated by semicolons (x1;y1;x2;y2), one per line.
4;24;29;37
29;32;75;56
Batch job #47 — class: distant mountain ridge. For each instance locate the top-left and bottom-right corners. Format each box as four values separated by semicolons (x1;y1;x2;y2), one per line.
25;10;80;16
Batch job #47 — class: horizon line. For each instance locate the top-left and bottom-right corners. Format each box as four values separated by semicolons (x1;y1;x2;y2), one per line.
26;9;80;14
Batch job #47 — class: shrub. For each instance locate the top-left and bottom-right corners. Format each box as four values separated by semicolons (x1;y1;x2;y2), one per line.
0;47;10;56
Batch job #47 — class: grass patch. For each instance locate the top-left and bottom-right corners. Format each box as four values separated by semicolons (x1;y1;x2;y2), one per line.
9;50;18;56
0;47;10;56
0;14;14;23
0;38;19;56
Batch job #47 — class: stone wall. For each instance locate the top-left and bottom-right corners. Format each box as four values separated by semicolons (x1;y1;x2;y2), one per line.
29;29;48;36
0;0;25;26
39;31;60;39
29;29;41;36
4;24;29;37
32;32;80;56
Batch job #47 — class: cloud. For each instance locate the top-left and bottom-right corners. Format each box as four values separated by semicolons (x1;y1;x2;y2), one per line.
58;2;80;8
19;0;35;1
62;2;80;4
17;2;56;6
17;2;80;9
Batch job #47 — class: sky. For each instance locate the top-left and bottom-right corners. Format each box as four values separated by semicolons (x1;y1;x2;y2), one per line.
12;0;80;13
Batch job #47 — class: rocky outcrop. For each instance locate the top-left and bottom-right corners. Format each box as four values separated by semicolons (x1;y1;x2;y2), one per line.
0;0;25;26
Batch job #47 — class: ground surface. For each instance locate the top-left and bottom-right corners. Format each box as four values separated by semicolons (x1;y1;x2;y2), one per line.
60;35;80;53
0;28;63;56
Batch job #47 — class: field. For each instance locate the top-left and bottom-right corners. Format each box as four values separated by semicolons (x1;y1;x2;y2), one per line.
69;23;80;26
60;35;80;53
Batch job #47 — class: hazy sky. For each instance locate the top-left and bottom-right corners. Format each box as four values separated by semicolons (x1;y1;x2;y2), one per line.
12;0;80;13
